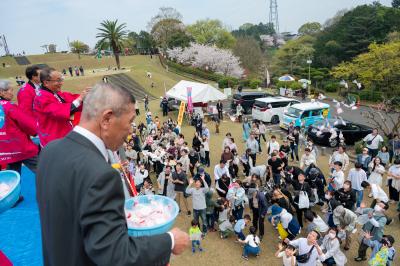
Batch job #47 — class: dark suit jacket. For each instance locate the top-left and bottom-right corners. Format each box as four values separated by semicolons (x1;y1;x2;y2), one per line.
36;131;172;266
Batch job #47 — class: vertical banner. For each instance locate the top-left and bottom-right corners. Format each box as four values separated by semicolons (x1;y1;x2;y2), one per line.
177;101;186;126
187;87;193;113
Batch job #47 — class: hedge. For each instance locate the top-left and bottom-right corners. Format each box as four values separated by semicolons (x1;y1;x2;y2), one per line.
249;79;262;89
165;60;224;82
218;77;239;88
352;90;383;102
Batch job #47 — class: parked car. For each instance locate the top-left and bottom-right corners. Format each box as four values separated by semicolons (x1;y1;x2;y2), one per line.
252;97;300;124
231;91;273;114
307;119;372;147
160;97;180;111
280;102;331;130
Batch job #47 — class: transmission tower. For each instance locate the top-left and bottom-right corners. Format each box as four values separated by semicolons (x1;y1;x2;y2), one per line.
0;35;10;56
269;0;279;34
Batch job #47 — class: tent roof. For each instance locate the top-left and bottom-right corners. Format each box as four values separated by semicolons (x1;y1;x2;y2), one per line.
166;80;227;103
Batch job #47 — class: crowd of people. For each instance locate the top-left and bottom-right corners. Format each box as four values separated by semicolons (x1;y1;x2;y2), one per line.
116;99;399;264
1;64;399;265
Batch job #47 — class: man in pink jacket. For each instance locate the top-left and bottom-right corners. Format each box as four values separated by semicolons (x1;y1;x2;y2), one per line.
0;80;38;174
33;67;85;147
17;65;42;119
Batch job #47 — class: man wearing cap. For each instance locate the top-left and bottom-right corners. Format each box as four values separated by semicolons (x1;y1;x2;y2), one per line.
194;167;211;187
332;205;357;250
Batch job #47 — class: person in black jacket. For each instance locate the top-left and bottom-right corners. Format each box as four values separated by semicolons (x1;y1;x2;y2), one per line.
216;100;223;120
161;97;169;116
334;180;356;211
249;190;269;240
292;172;312;227
36;83;189;266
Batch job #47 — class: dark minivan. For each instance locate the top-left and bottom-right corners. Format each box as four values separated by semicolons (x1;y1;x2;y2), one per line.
231;91;273;114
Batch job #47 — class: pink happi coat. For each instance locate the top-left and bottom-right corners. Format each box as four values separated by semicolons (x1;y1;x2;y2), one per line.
33;89;80;147
0;99;38;164
17;81;37;119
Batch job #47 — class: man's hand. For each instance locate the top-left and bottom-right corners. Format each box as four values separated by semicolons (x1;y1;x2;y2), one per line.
364;231;372;240
189;178;194;185
170;228;190;255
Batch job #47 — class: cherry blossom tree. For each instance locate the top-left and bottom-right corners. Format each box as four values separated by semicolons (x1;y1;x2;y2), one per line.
167;43;244;78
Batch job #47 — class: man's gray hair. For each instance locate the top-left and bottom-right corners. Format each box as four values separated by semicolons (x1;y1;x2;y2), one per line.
82;82;136;120
0;80;11;92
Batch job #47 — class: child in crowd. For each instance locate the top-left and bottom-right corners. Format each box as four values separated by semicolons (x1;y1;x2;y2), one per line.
189;219;203;253
139;178;154;195
328;161;344;191
234;214;251;241
127;157;136;177
205;190;217;231
219;216;236;239
275;243;297;266
363;232;396;266
238;226;260;260
304;210;329;235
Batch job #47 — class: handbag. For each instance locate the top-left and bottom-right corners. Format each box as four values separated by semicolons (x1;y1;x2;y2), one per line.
298;185;310;209
277;222;289;240
296;245;315;263
366;135;377;146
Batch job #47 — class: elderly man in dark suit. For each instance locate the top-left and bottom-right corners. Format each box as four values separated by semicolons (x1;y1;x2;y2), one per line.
36;82;189;266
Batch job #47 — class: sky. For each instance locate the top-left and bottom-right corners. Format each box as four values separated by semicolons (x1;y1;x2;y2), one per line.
0;0;393;55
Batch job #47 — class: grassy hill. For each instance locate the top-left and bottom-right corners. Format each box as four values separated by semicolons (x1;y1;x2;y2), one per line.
0;53;216;97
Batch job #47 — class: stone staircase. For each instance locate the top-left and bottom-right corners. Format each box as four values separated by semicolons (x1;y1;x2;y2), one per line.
105;73;157;101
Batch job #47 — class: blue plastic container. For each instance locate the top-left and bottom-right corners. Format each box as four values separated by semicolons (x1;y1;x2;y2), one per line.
0;170;21;214
125;195;179;237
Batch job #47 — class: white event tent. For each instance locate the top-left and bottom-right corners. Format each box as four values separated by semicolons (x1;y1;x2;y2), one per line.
166;80;227;103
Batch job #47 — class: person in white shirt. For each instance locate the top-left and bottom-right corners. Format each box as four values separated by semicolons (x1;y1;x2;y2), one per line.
300;148;316;170
222;133;232;151
178;149;190;174
329;146;350;172
363;128;384;158
214;160;230;182
347;162;368;208
361;181;389;204
368;157;385;187
275;243;296;266
284;231;325;266
134;162;148;190
238;226;260;260
266;135;280;156
258;123;267;144
328;161;344;191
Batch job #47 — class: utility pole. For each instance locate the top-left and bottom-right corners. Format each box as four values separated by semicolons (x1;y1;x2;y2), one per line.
0;35;10;56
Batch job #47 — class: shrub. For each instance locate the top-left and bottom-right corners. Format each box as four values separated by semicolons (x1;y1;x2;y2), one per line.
239;79;250;87
357;90;383;102
218;77;239;88
354;140;364;154
249;79;262;89
323;82;338;93
165;60;224;82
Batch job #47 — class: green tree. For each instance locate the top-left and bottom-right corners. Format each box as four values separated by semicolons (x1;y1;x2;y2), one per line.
393;0;400;8
151;18;187;50
233;37;263;73
69;40;89;59
298;22;322;36
96;19;128;69
331;41;400;98
187;19;236;49
273;35;316;75
313;4;400;68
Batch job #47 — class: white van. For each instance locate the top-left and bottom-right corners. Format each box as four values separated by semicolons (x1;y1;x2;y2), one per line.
252;97;300;124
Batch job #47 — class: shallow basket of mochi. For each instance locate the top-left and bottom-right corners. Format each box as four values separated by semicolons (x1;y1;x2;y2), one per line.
125;195;179;237
0;170;21;214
